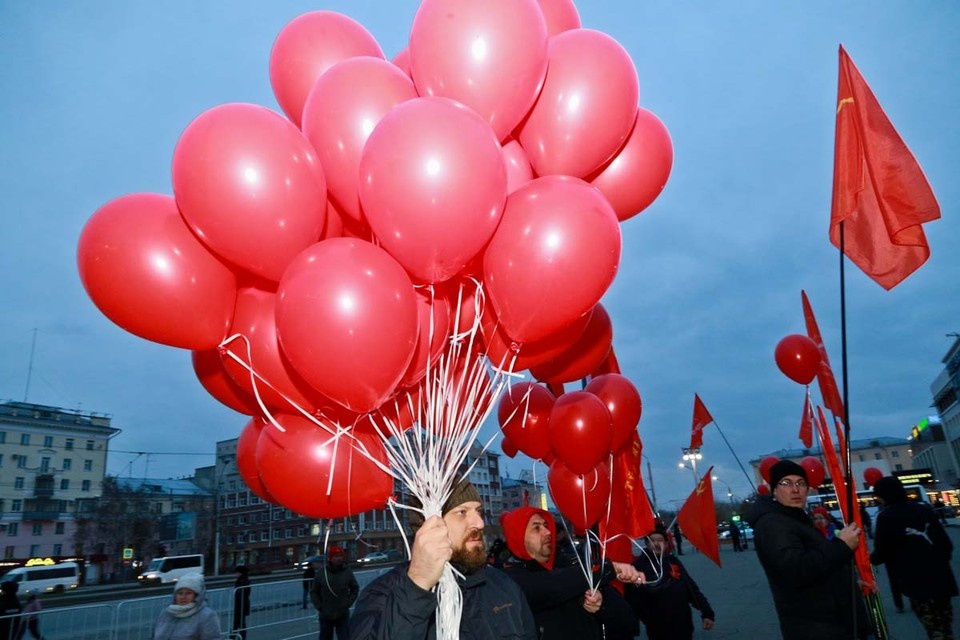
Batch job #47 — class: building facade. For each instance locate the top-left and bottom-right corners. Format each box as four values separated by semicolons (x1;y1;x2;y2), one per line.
932;336;960;485
0;401;119;572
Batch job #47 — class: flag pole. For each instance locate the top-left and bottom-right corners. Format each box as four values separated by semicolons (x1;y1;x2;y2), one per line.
711;419;757;493
839;222;854;519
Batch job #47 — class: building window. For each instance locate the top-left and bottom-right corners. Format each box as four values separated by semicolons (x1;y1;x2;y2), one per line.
238;516;246;525
29;545;39;556
14;477;24;490
43;436;53;448
895;463;903;471
60;479;69;491
17;456;27;469
40;457;51;473
0;432;5;444
227;536;234;545
858;454;865;462
0;454;3;467
65;439;74;450
81;480;91;492
12;500;22;512
53;544;62;556
3;546;12;559
284;528;292;539
20;434;30;446
32;523;42;536
261;531;269;541
86;440;94;451
8;524;18;536
55;522;65;535
874;453;882;460
63;458;72;470
891;451;900;458
84;460;93;472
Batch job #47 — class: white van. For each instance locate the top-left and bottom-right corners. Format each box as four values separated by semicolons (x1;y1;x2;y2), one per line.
138;554;204;585
2;561;80;594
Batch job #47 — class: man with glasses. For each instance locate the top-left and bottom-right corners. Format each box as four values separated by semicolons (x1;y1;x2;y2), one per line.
747;460;867;640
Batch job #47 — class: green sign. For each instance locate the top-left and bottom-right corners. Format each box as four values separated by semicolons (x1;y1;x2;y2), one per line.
122;548;133;560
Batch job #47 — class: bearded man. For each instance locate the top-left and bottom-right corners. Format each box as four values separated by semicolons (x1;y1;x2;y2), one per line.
351;480;537;640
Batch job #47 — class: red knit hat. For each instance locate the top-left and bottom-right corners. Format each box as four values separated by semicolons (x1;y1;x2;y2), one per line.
500;506;556;570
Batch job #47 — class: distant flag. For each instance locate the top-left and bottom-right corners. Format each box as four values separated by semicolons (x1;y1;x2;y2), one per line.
799;391;814;448
676;466;720;567
830;45;941;290
801;291;845;419
689;393;714;450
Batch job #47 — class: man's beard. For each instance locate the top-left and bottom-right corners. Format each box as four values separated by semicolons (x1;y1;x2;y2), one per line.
450;529;487;575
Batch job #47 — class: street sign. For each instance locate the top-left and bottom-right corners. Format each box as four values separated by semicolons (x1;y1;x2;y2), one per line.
122;548;133;560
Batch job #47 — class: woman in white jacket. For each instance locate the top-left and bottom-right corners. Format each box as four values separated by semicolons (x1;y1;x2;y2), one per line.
153;572;222;640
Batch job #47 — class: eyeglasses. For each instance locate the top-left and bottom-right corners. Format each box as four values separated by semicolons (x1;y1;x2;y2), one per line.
777;479;808;490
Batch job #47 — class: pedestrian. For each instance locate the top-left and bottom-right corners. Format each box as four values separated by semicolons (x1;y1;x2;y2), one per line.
729;522;743;552
934;497;950;526
232;565;251;640
499;505;642;640
0;580;22;640
871;475;957;639
746;460;868;640
350;479;538;639
19;594;45;640
311;545;358;640
671;522;684;555
860;504;874;539
625;524;715;640
811;507;839;540
302;559;316;610
152;572;222;640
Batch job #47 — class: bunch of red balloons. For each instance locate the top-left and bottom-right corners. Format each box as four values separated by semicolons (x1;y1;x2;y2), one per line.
76;0;672;520
498;374;642;529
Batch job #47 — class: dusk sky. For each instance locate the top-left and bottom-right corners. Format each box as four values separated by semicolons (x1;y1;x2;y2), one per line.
1;1;957;512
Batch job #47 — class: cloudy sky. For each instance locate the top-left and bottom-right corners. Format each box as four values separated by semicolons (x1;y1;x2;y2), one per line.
1;1;957;512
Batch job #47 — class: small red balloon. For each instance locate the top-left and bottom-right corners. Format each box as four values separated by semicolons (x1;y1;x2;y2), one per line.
584;373;641;454
759;456;780;483
774;334;822;385
547;460;611;530
863;467;884;487
497;382;555;461
548;391;613;475
757;484;771;497
799;456;826;488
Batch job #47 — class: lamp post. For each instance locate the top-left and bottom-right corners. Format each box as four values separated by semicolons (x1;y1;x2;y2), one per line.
679;448;703;483
711;475;736;507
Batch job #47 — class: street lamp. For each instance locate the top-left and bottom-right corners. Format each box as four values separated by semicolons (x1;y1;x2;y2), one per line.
711;475;736;507
680;448;703;483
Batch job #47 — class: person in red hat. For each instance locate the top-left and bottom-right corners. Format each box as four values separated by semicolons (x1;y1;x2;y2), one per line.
499;505;642;639
311;545;358;640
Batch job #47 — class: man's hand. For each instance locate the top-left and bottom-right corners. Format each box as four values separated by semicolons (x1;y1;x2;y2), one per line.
582;589;603;614
703;618;715;630
611;561;645;584
406;516;452;591
837;522;862;551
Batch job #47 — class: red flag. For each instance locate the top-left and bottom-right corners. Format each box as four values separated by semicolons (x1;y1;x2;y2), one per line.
800;291;845;419
600;431;657;561
798;391;814;448
830;45;940;290
676;466;720;567
689;394;714;450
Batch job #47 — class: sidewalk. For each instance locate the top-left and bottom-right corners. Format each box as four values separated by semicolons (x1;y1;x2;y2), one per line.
674;525;960;639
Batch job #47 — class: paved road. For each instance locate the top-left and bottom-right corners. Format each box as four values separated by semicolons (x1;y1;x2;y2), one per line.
674;524;960;640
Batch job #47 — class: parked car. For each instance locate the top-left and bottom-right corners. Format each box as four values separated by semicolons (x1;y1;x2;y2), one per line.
718;526;754;540
297;554;325;570
356;552;390;564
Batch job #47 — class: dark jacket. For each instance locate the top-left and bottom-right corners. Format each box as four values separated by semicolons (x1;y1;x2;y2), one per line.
0;589;22;640
233;572;251;617
626;550;713;640
311;561;359;621
870;499;958;600
503;556;633;640
350;563;537;640
747;496;865;640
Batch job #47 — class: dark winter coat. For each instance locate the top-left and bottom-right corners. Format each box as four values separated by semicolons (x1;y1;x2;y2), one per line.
0;589;22;640
311;562;359;621
626;550;714;640
349;563;537;640
870;499;958;601
747;496;866;640
503;556;635;640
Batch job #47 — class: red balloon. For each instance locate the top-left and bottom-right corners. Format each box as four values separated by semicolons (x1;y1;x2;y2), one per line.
584;373;642;454
359;97;507;283
774;334;822;386
409;0;549;141
531;304;613;384
480;299;590;373
519;29;639;178
548;460;611;530
302;56;417;224
501;437;519;459
502;139;534;195
276;239;419;413
269;11;384;127
192;350;257;416
256;413;393;518
535;0;581;35
757;484;771;497
236;418;276;504
497;382;555;461
549;391;613;475
863;467;884;488
400;287;452;388
172;103;327;282
799;456;826;488
589;107;673;222
483;176;621;342
759;456;780;483
77;193;236;350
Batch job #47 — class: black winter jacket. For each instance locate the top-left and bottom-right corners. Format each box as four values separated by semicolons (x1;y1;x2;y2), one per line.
349;563;537;640
626;551;713;640
870;500;958;600
311;562;359;621
747;497;865;640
